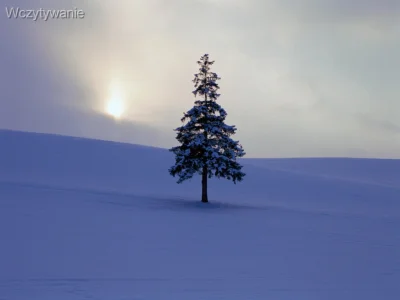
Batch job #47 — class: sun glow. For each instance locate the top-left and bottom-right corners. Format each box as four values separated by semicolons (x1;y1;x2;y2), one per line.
106;98;124;119
105;81;125;119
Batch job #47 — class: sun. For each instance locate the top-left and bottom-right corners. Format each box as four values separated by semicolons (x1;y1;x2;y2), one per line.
105;81;125;119
106;98;124;119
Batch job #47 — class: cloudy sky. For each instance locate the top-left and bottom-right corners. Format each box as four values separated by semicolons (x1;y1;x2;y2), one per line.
1;0;399;158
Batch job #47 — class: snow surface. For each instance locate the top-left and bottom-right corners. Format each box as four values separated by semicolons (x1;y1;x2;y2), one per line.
1;129;400;299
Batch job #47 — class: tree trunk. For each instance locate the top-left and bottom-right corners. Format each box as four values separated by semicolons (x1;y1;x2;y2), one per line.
201;165;208;203
202;79;209;203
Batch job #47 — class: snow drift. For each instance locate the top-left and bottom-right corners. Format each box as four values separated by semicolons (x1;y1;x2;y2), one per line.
1;129;399;299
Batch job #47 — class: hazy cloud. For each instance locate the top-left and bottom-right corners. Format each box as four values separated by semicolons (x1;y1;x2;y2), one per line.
1;0;399;158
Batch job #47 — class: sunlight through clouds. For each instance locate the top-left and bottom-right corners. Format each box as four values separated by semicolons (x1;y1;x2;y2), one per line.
1;0;399;157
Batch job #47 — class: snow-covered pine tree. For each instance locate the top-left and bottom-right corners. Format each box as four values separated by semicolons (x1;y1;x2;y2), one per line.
169;54;246;203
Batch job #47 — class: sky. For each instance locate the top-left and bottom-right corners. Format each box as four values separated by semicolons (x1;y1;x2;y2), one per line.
1;0;399;158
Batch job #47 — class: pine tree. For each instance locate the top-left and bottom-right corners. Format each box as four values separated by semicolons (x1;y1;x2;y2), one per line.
169;54;246;203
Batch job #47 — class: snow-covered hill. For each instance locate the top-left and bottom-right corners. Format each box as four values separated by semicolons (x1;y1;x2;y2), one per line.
1;129;399;299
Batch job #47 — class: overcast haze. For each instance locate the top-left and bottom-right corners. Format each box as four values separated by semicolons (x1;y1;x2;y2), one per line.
1;0;399;158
